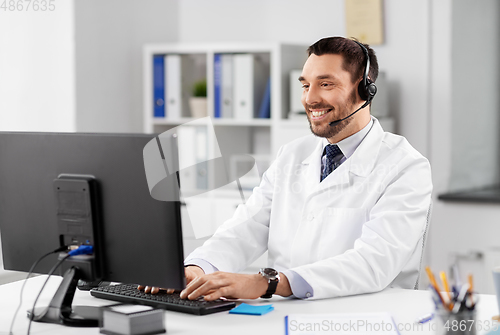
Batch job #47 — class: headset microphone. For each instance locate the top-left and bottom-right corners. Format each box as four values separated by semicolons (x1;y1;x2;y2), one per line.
328;100;370;126
329;40;377;127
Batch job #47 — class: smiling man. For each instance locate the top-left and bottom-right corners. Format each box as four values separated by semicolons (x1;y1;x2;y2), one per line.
142;36;433;302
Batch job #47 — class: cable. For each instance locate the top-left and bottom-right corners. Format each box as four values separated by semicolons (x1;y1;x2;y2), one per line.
8;246;67;335
26;253;71;335
25;245;94;335
68;245;93;256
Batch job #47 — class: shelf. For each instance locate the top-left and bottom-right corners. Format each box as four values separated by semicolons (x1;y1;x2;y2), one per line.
279;117;308;126
144;42;288;55
143;42;309;156
438;186;500;203
152;117;272;127
212;118;272;127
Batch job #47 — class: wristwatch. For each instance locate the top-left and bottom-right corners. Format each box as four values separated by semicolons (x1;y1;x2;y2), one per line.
259;268;280;299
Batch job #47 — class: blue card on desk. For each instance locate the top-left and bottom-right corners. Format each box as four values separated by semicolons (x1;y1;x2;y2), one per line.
229;303;274;315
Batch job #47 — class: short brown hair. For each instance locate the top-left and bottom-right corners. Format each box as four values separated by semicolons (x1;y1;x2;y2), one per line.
307;37;379;84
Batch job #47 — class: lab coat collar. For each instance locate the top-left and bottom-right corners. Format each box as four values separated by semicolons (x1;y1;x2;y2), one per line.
321;118;374;161
301;116;384;190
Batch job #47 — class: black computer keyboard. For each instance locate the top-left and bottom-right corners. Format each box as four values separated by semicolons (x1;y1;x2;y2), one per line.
90;283;236;315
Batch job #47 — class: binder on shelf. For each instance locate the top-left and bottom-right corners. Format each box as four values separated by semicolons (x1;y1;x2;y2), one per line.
258;77;271;118
177;126;197;192
153;55;165;118
233;54;268;120
165;54;182;120
195;127;208;190
214;54;222;118
233;54;253;120
177;126;209;192
221;54;234;118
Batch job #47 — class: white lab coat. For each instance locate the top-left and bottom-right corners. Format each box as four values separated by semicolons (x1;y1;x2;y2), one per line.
186;118;433;300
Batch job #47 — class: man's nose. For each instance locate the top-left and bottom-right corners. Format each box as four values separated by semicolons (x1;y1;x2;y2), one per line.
303;86;321;106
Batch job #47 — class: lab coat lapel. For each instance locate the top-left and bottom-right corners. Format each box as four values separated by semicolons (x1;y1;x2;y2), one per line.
317;159;351;191
349;118;384;177
301;139;323;196
301;139;350;197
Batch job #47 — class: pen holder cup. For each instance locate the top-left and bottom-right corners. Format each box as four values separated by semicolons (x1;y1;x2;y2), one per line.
435;309;476;335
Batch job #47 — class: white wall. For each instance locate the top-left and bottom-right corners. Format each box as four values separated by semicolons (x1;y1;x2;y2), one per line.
0;0;76;132
0;0;76;282
178;0;431;156
178;0;344;45
74;0;179;133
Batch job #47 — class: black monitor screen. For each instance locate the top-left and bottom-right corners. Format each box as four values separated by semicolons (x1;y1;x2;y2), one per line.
0;132;185;290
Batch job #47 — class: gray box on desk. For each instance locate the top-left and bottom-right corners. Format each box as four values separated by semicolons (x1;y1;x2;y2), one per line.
101;305;165;335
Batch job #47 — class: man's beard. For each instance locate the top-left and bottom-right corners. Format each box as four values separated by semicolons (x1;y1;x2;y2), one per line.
306;89;358;139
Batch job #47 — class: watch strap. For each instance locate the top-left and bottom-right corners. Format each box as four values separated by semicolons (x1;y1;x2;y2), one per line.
261;278;278;299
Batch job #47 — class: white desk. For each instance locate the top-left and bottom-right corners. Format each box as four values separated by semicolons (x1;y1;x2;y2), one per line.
1;275;499;335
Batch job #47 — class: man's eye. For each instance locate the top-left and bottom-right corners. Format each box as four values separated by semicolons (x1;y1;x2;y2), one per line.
321;83;333;87
302;84;309;90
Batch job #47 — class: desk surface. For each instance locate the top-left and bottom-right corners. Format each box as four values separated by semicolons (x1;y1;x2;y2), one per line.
1;275;499;335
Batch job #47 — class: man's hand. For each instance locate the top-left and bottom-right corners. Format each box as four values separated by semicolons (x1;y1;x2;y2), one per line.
179;271;292;301
137;265;205;294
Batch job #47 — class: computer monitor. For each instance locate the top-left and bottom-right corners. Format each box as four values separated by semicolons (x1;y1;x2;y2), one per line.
0;131;185;326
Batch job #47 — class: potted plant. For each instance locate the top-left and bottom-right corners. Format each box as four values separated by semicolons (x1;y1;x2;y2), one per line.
189;79;207;118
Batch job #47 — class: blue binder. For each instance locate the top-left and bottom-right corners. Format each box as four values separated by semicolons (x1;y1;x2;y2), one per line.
153;55;165;118
213;54;222;118
258;77;271;118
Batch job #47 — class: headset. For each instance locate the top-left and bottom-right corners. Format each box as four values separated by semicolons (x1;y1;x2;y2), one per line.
329;39;377;126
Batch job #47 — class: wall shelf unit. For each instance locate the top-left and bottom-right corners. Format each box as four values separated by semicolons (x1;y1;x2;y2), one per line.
143;42;310;158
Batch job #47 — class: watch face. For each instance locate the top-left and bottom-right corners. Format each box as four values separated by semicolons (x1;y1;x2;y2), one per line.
261;268;279;278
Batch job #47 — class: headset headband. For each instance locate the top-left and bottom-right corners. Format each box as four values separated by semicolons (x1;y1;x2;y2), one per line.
352;40;370;87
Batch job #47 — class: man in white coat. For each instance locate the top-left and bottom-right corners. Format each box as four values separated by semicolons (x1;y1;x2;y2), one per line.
144;37;433;301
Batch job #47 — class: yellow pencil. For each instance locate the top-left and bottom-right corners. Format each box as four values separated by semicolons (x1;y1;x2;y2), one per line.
468;274;474;305
440;271;453;310
425;266;437;287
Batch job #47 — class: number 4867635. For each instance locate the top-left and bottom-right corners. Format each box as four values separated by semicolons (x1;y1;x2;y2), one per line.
1;0;56;11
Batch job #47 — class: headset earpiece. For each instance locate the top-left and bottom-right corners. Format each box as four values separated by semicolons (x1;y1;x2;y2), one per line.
358;78;377;102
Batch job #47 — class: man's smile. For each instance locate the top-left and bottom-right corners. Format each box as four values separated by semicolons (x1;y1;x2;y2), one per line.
309;108;333;120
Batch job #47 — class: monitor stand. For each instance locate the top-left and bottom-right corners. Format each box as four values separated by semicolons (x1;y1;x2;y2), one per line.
28;266;103;327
